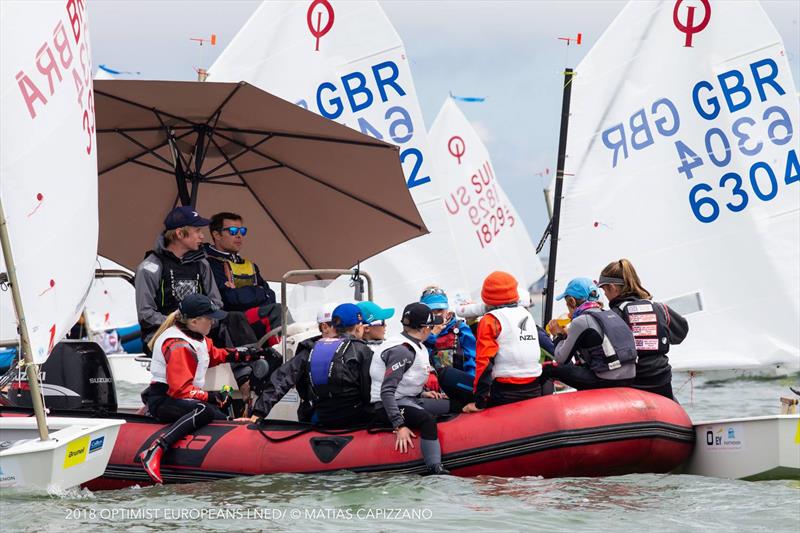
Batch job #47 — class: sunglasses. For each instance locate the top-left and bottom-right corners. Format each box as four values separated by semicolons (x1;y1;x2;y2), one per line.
368;321;386;327
421;287;446;297
222;226;248;236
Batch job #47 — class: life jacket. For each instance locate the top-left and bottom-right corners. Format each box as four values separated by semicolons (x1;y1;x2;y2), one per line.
147;250;204;316
486;306;542;380
307;337;365;414
370;336;430;403
224;258;258;289
579;310;638;377
150;326;210;390
614;298;672;378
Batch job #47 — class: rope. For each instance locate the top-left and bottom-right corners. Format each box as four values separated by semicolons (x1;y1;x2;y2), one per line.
675;371;696;406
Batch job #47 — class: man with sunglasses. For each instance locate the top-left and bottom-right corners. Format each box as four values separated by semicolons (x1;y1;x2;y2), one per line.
204;212;280;343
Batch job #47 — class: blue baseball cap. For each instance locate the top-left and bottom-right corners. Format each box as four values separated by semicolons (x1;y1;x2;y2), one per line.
420;288;449;310
164;206;210;230
356;301;395;324
331;303;365;328
556;278;601;302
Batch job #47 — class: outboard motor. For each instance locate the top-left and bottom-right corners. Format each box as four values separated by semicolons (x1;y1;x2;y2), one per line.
7;340;117;413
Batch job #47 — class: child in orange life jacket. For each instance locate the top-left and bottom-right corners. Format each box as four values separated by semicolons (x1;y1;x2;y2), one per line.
463;271;544;412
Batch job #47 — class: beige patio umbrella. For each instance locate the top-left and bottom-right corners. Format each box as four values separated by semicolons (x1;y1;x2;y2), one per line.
94;80;427;280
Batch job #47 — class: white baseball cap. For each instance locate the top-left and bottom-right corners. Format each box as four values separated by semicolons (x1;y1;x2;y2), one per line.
316;302;338;324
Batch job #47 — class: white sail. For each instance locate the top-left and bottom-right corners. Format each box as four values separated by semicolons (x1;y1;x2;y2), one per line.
82;258;137;332
0;0;99;363
555;0;799;372
210;0;468;309
428;98;545;302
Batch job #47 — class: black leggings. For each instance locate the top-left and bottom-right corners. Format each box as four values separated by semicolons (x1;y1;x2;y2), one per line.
542;364;633;390
373;399;446;440
488;379;546;407
149;396;228;448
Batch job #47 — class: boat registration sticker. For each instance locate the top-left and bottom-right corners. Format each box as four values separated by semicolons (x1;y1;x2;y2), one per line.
632;324;658;336
635;338;660;351
63;436;90;468
628;313;656;324
703;424;744;451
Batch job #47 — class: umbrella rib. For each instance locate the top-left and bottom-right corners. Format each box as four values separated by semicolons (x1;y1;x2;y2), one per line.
154;110;192;177
206;83;244;129
206;164;283;181
98;129;196;176
114;130;174;168
203;134;275;177
207;135;314;270
192;83;243;176
212;130;425;231
97;126;195;133
129;159;179;176
213;127;392;150
94;89;204;129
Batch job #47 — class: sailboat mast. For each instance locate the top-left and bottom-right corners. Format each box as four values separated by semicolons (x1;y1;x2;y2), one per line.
543;68;575;325
0;201;49;441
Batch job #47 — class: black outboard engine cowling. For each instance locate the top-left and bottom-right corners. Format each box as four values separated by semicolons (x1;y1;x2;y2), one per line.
7;340;117;413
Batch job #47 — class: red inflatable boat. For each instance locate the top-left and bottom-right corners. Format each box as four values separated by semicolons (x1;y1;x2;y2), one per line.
5;387;691;489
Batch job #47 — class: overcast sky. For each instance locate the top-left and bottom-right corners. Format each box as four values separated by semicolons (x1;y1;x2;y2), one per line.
88;0;800;242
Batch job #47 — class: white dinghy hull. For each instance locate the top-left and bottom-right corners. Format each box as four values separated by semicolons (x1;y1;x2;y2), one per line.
683;415;800;480
0;417;124;491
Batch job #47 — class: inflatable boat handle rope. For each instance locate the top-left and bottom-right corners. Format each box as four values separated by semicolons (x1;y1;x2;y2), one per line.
254;420;394;443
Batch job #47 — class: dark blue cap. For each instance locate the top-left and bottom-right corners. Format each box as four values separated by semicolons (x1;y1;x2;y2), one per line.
332;303;365;328
179;294;227;320
164;206;210;230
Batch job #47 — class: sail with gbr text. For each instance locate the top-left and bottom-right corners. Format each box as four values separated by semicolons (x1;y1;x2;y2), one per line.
555;0;799;372
210;0;468;309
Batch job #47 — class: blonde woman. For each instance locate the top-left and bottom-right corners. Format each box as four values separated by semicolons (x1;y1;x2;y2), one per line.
138;294;257;484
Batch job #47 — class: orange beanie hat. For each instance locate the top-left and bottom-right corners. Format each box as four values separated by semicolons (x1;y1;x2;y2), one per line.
481;271;519;306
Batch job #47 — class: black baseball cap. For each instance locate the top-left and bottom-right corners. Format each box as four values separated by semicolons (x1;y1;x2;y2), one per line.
164;206;210;230
401;302;444;329
179;294;227;320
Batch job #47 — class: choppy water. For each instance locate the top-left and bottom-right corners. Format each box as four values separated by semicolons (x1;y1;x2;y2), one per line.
2;373;799;533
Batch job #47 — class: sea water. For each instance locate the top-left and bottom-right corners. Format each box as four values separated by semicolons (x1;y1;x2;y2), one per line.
1;373;798;533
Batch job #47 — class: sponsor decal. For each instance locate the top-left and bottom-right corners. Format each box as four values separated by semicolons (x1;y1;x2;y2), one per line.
89;436;105;454
628;313;657;324
0;467;18;488
63;436;89;468
704;423;744;450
